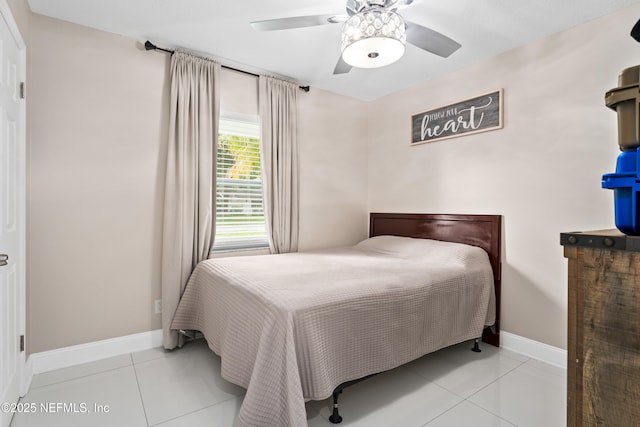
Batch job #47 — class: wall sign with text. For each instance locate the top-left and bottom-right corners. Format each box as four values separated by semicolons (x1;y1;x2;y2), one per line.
411;90;503;145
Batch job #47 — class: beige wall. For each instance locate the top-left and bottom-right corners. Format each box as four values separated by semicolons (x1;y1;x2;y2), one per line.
29;14;170;353
298;89;369;251
28;14;368;352
367;4;640;349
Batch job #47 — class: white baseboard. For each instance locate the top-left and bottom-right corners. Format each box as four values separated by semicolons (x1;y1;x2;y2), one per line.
28;329;163;376
501;331;567;369
23;328;564;394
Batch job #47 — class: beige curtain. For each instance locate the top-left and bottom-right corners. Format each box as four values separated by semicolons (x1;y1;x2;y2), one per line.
259;76;299;254
161;51;220;349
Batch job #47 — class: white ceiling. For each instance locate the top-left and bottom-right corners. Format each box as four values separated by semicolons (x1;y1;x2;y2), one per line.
27;0;640;100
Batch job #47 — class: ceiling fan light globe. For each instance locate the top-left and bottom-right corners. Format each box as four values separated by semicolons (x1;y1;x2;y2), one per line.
341;9;406;69
342;37;405;68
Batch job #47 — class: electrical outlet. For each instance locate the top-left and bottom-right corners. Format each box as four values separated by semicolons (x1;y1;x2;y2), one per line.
154;299;162;314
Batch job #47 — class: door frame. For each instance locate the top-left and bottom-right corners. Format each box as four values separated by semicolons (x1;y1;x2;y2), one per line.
0;0;27;398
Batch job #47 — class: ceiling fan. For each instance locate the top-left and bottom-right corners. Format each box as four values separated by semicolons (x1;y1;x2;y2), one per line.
250;0;461;75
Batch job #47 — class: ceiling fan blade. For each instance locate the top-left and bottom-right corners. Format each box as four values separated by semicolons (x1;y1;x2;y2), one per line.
251;15;338;31
405;21;461;58
333;55;352;75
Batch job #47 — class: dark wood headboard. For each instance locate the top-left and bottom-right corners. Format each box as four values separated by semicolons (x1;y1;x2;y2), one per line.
369;213;502;347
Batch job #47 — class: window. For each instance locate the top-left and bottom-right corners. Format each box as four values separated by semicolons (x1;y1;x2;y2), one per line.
212;113;269;251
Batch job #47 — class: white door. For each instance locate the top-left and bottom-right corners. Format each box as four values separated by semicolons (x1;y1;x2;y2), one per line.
0;3;25;427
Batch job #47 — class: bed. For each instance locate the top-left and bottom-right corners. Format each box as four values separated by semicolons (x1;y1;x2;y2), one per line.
170;213;502;427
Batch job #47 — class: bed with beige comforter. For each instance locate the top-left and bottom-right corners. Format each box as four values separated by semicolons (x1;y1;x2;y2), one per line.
171;235;495;427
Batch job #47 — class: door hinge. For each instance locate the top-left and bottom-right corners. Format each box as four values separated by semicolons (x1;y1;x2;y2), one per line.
19;82;25;99
20;335;24;352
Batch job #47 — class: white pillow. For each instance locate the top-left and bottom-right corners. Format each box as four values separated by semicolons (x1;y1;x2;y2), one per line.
355;235;486;264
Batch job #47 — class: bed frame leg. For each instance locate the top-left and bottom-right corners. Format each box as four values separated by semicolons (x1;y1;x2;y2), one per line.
328;390;343;424
472;338;482;353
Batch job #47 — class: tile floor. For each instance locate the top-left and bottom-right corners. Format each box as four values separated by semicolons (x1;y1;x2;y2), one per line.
10;339;566;427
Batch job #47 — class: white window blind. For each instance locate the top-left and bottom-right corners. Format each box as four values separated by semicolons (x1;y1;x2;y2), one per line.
213;114;269;251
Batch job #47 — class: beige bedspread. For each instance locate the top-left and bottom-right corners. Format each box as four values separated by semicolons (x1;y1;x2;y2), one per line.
171;236;495;427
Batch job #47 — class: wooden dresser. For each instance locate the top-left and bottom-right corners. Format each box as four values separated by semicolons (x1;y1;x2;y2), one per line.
561;229;640;426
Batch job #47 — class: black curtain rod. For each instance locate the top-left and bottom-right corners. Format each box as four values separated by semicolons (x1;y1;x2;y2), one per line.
144;41;310;92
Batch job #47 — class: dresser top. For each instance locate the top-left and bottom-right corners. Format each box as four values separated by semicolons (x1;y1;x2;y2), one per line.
561;229;640;252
